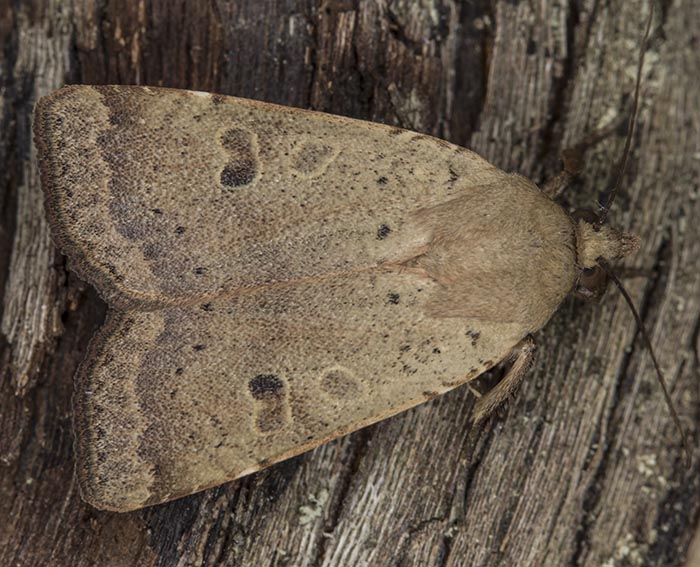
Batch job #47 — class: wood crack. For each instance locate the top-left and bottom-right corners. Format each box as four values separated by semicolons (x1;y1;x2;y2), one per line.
534;0;581;184
311;428;372;567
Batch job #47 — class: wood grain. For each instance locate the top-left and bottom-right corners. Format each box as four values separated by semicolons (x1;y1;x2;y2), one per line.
1;0;698;565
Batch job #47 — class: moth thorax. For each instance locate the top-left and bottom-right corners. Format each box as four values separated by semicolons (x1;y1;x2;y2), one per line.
575;220;640;269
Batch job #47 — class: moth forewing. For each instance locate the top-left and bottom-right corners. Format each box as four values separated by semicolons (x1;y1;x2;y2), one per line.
73;275;524;511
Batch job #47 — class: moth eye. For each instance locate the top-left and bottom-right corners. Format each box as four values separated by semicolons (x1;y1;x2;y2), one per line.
575;265;608;303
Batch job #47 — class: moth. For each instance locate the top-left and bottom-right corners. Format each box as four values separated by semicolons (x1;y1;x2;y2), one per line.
31;84;635;511
35;11;681;512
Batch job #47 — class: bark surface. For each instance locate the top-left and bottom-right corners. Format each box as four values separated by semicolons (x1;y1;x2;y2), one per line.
1;1;699;566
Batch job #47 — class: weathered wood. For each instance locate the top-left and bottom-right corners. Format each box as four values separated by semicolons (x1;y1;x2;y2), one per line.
1;0;698;565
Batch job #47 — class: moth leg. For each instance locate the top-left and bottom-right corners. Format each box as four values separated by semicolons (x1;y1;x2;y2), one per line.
472;336;537;424
540;150;583;199
467;384;482;399
541;113;630;199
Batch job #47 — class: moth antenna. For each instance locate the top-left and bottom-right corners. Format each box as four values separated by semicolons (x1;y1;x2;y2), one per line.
597;1;654;227
598;259;691;468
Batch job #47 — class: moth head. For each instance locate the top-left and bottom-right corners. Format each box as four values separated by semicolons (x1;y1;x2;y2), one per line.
573;208;640;302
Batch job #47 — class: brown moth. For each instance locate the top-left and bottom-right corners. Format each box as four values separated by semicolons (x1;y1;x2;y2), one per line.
34;2;685;517
33;84;642;512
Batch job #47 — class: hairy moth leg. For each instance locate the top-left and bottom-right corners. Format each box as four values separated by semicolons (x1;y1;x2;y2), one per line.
472;336;537;424
541;113;630;199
